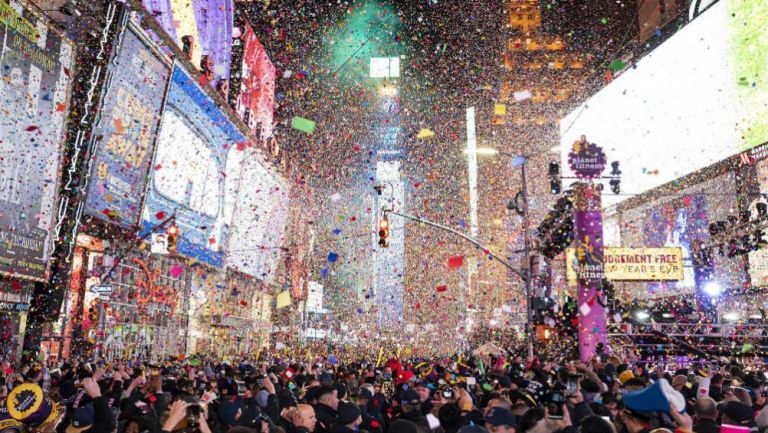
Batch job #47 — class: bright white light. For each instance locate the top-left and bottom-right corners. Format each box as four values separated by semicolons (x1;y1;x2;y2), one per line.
559;0;767;209
634;311;650;321
662;313;674;318
703;281;723;297
370;57;400;78
467;107;478;238
463;147;499;155
723;312;740;322
379;85;398;96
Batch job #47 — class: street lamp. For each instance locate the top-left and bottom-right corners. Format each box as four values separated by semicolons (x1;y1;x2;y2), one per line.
703;281;723;298
634;310;651;321
465;147;535;359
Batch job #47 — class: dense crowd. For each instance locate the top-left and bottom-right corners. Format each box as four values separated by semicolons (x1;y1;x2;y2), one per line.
3;351;768;433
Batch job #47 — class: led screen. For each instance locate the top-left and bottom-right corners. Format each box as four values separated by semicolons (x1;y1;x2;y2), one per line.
0;0;74;280
559;0;768;208
226;154;290;282
142;65;245;266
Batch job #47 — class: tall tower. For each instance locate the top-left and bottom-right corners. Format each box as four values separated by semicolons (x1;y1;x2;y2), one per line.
372;92;406;328
473;0;594;328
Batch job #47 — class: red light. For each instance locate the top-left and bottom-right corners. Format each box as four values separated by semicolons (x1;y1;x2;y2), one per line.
168;225;178;235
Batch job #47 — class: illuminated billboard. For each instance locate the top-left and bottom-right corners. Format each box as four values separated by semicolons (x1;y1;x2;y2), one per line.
370;57;399;78
559;0;768;207
0;0;74;281
84;23;170;227
566;247;684;283
142;65;245;266
226;154;290;281
231;22;275;140
140;0;233;87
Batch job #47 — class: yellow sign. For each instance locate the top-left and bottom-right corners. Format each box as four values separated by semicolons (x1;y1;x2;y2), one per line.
566;247;684;284
276;290;291;309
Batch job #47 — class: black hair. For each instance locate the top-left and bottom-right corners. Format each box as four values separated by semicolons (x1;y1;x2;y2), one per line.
519;407;545;432
316;385;337;401
579;415;616;433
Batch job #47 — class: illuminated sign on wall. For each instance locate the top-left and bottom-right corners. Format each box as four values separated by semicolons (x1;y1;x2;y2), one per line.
560;0;768;208
567;247;685;283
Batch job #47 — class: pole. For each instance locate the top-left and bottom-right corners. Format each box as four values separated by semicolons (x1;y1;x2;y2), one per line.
385;211;528;283
520;163;535;359
572;183;608;361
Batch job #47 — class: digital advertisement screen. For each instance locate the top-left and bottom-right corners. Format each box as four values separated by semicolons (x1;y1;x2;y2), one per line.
234;22;275;140
142;65;245;267
559;0;768;207
0;0;74;281
615;173;743;299
141;0;233;87
84;23;171;227
226;154;290;282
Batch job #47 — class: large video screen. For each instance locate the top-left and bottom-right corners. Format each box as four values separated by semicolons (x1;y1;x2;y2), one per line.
615;172;743;299
84;23;171;227
0;0;74;281
559;0;768;207
142;65;245;267
234;22;275;140
226;155;290;282
141;0;233;88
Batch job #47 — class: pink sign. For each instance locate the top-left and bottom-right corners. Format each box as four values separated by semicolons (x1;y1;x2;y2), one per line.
236;22;275;140
721;425;750;433
573;183;608;361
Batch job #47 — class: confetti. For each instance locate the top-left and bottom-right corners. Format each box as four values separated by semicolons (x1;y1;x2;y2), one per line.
291;116;316;133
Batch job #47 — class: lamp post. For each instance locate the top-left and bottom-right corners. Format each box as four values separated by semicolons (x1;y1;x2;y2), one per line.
463;148;535;358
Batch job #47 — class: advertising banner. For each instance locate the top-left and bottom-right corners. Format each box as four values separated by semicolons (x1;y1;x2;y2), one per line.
84;23;171;227
232;22;275;140
226;154;290;281
142;65;245;267
573;183;607;362
567;247;684;282
560;0;768;209
0;0;74;281
140;0;233;88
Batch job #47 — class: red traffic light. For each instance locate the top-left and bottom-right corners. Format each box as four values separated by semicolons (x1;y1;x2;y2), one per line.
378;216;390;248
167;223;178;253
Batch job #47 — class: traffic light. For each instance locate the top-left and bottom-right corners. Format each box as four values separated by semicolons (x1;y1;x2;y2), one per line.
167;223;178;253
548;162;561;194
378;216;390;248
609;161;621;195
535;325;553;342
87;300;99;322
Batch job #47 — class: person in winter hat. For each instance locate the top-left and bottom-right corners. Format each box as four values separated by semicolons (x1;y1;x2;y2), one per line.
331;402;362;433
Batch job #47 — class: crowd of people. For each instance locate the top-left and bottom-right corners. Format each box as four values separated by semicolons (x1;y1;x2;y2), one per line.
2;351;768;433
